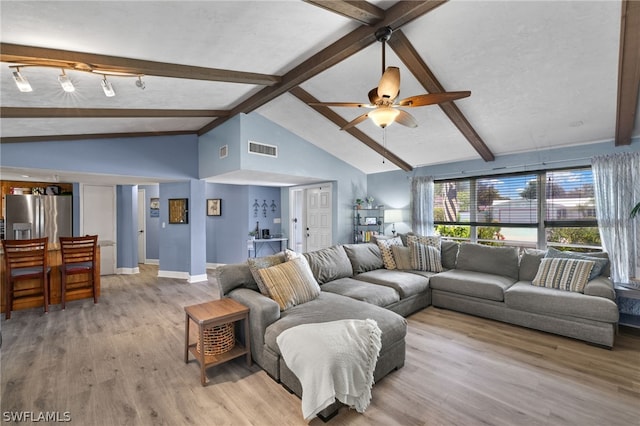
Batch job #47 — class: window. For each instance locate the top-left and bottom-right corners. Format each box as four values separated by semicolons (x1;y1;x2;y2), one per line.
433;167;600;250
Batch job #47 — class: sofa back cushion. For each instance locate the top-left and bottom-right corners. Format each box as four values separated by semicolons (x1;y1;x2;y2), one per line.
456;243;520;280
519;248;546;281
343;243;384;274
440;240;459;270
215;262;259;296
303;245;353;284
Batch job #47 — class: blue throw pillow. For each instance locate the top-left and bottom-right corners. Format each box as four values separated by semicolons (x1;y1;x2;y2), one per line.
545;247;609;281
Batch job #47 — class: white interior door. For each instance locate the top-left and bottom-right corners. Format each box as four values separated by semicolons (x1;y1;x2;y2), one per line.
81;184;116;275
137;189;146;264
305;184;332;252
288;188;305;253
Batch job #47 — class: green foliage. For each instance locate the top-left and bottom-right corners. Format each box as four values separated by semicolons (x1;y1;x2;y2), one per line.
547;227;601;250
436;225;470;239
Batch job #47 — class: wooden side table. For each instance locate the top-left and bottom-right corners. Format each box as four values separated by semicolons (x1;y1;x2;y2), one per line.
184;298;251;386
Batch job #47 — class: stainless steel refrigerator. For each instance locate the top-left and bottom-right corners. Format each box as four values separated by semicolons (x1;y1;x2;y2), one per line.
4;194;72;242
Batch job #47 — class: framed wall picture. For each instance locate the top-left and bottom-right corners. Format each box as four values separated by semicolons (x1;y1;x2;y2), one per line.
150;197;160;217
168;198;188;224
364;217;378;225
207;198;221;216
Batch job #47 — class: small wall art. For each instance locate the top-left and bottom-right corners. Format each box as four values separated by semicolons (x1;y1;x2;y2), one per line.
150;198;160;217
207;198;221;216
168;198;188;224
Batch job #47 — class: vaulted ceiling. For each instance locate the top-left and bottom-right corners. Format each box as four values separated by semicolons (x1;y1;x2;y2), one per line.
1;1;638;182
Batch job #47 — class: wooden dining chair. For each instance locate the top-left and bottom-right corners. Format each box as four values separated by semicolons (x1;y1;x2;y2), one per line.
59;235;99;310
2;237;50;320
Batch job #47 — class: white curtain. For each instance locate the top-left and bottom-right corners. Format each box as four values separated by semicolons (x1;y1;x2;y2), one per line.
411;176;435;236
592;152;640;283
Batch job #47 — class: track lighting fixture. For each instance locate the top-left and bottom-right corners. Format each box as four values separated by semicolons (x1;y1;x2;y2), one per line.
100;76;116;97
57;70;75;92
8;64;145;95
12;67;32;92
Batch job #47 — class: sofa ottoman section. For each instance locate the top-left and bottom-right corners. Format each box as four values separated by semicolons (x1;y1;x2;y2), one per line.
354;269;429;298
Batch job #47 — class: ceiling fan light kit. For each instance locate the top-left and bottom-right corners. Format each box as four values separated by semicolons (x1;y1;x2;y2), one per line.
8;63;146;97
310;26;471;130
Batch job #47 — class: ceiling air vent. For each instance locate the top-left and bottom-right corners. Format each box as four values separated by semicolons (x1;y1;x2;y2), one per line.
248;141;277;158
219;144;228;159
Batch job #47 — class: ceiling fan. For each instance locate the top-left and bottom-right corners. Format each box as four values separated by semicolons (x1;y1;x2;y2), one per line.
309;26;471;130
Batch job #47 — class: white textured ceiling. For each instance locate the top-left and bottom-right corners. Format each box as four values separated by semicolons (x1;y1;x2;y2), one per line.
1;0;636;184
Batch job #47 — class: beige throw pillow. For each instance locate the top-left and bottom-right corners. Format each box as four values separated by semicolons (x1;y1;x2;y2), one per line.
391;245;412;270
257;257;321;311
247;252;286;296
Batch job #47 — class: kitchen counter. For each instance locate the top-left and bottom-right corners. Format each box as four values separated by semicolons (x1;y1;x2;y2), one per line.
1;243;101;314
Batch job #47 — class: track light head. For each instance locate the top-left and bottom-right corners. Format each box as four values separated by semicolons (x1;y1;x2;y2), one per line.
12;68;33;92
58;70;75;92
101;77;116;97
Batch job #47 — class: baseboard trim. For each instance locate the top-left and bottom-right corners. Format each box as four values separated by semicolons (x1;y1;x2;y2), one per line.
157;270;189;280
145;259;159;265
117;267;140;275
188;274;208;283
206;262;226;269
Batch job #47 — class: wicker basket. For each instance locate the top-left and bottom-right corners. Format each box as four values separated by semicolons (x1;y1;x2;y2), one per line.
196;323;235;356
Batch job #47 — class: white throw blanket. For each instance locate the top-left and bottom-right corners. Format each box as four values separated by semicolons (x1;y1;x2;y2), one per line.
276;319;382;422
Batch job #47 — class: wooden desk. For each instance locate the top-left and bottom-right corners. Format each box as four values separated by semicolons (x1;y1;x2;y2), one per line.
1;244;100;313
184;298;251;386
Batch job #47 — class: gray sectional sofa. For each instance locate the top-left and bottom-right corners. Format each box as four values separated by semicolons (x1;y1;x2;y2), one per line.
214;239;619;417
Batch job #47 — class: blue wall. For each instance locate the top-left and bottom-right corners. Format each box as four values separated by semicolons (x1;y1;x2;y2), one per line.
1;134;199;180
199;112;367;244
116;185;138;269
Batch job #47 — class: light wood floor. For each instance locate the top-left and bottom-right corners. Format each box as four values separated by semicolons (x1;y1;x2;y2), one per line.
1;264;639;425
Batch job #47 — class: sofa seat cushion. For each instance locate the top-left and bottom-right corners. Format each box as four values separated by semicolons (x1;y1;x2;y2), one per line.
354;269;429;299
321;277;400;307
505;282;619;323
264;292;407;357
429;269;516;302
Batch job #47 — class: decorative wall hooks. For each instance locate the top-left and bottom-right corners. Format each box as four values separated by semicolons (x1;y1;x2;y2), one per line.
253;199;259;217
262;200;268;217
270;200;277;212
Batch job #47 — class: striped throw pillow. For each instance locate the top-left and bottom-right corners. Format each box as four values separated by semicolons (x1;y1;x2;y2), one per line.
376;237;403;269
257;257;320;311
409;241;443;272
532;258;595;293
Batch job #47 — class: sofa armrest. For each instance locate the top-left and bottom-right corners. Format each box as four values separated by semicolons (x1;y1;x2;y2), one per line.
228;288;281;365
583;277;616;301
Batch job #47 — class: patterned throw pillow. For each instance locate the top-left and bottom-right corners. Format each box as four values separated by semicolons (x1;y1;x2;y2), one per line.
257;257;321;311
545;247;608;280
406;234;441;249
247;252;286;296
532;258;595;293
409;241;443;272
376;237;403;269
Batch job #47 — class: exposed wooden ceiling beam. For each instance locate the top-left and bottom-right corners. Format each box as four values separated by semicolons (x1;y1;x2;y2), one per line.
290;86;413;171
0;130;195;144
388;29;495;162
1;107;228;119
0;43;280;86
615;0;640;147
198;0;448;136
304;1;385;25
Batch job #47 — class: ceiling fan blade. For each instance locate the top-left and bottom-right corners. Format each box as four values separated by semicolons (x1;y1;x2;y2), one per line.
340;112;370;130
308;101;374;108
398;91;471;107
377;67;400;102
395;110;418;128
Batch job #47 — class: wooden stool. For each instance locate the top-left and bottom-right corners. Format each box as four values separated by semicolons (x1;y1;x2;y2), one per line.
2;237;50;320
59;235;99;310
